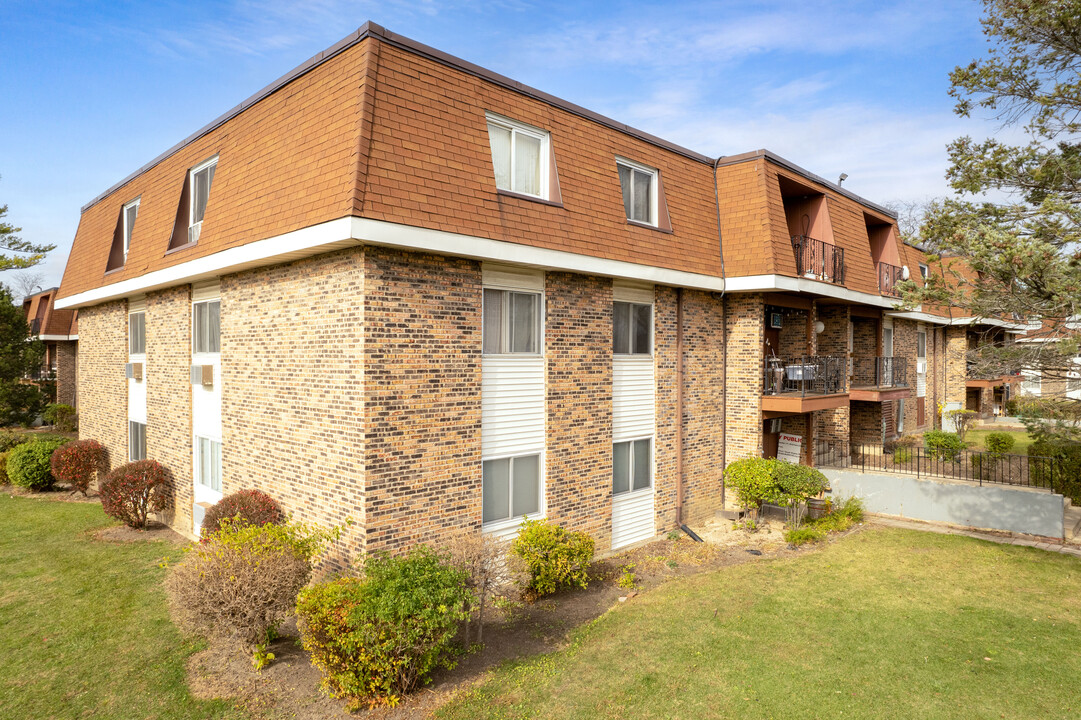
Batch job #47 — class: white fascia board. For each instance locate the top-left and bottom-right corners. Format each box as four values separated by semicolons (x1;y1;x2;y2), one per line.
39;334;76;341
948;316;1030;331
726;273;902;310
884;310;951;326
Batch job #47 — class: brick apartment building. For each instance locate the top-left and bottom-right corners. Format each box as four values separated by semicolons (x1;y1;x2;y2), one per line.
55;24;1019;556
22;287;78;407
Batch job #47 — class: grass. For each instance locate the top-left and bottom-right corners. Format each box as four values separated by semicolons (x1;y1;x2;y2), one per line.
966;428;1034;455
0;494;241;720
438;528;1081;720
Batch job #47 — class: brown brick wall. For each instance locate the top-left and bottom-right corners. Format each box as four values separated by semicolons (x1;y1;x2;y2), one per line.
817;305;849;357
725;293;764;461
852;318;877;361
76;301;127;470
146;286;193;531
654;286;679;532
850;401;882;443
544;272;614;550
55;341;78;407
361;248;483;554
777;307;810;358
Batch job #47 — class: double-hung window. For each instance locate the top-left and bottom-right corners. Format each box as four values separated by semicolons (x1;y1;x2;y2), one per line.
613;301;652;355
195;436;222;493
486;114;549;199
129;311;146;355
122;198;139;262
189;156;218;244
613;438;652;495
129;421;146;461
483;288;540;354
616;158;658;226
918;263;929;280
193;300;221;354
482;454;540;524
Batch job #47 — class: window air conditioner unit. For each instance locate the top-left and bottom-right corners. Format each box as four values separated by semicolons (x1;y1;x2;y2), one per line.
190;364;214;386
125;362;143;381
188;221;202;245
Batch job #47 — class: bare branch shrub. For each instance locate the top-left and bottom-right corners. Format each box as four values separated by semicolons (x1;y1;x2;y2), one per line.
443;530;510;644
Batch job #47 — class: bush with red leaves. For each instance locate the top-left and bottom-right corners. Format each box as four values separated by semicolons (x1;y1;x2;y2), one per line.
100;460;172;528
201;489;285;537
50;440;109;496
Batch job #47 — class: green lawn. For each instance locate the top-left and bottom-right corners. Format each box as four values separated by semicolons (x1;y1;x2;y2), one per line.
438;528;1081;720
0;494;241;720
966;428;1034;455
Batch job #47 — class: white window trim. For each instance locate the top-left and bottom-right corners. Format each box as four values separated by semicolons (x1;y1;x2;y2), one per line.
188;155;219;241
918;263;929;279
480;451;546;533
128;310;147;358
613;435;655;498
191;297;221;358
122;198;140;262
615;156;659;227
128;420;147;462
193;434;223;494
482;287;545;358
485;112;550;200
613;300;654;357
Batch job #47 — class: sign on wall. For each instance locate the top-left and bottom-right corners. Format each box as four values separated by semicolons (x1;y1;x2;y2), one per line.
778;433;803;463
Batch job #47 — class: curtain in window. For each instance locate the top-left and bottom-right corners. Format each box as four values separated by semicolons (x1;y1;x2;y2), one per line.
613;302;631;354
618;165;633;219
509;292;537;353
632;169;651;223
483;289;502;354
613;442;630;494
125;204;139;250
192;164;216;224
487;124;512;191
482;458;511;523
633;304;651;354
514;133;541;196
632;439;651;490
511;455;539;516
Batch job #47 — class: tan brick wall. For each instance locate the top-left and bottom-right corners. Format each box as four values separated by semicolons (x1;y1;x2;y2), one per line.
76;301;127;470
725;293;764;461
654;287;679;532
55;341;78;407
361;247;483;554
544;272;614;550
146;286;193;531
945;326;967;407
221;248;367;560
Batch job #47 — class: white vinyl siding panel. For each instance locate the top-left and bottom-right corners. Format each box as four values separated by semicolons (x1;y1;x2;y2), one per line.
612;489;655;549
613;356;654;441
481;356;545;457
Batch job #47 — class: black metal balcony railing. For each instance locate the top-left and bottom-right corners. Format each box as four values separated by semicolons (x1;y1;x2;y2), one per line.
877;262;904;297
792;235;845;285
852;356;908;388
764;356;848;396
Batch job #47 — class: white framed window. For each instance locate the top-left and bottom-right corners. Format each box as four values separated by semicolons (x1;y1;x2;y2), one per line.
919;263;929;280
195;436;222;493
616;158;658;226
482;453;541;524
613;437;652;495
122;198;140;261
129;421;146;462
192;299;220;354
483;288;541;355
485;113;549;199
188;156;218;244
129;311;146;355
613;301;652;355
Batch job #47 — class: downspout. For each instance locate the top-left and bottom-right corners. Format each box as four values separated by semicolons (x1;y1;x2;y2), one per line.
676;287;684;528
713;157;728;505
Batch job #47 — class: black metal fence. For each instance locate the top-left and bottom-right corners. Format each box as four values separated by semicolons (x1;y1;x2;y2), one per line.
877;262;904;297
851;356;908;388
816;440;1064;493
764;355;848;396
792;235;846;285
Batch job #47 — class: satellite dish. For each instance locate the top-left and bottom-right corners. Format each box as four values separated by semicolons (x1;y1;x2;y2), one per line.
901;265;911;280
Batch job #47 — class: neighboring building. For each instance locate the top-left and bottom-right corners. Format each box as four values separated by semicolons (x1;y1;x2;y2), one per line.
1015;318;1081;403
22;287;79;406
54;23;1014;558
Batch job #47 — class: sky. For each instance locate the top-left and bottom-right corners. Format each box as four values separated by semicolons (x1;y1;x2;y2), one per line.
0;0;1001;291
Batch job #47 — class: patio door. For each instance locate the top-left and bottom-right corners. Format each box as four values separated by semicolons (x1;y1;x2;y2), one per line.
916;327;927;427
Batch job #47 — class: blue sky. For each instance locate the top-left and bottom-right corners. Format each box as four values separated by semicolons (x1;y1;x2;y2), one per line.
0;0;997;290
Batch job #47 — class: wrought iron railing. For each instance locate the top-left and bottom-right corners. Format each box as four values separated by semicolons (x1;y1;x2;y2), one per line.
792;235;845;284
852;356;908;388
815;441;1071;497
764;355;848;396
877;262;903;297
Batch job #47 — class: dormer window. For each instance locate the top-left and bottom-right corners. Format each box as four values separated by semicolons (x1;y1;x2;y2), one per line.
188;156;217;245
122;199;139;261
919;263;929;280
486;113;549;200
616;158;658;226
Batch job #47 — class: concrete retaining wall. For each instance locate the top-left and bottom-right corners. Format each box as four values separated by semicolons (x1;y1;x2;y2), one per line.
823;469;1064;539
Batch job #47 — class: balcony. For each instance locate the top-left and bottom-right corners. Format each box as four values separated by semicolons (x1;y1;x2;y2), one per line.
762;355;849;413
966;363;1023;389
29;318;41;335
850;356;912;402
792;236;845;285
877;262;904;297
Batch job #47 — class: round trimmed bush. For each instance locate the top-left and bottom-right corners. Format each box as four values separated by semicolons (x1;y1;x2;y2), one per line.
100;460;172;528
50;440;109;496
201;489;285;536
985;431;1016;458
7;438;69;490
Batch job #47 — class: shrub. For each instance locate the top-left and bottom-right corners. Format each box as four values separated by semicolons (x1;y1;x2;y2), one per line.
43;403;77;432
296;546;473;709
0;450;9;485
167;519;336;654
985;432;1016;458
49;440;108;495
724;457;779;509
509;519;594;597
924;430;963;462
99;460;172;528
201;489;285;536
443;531;509;645
772;462;829;527
0;431;29;453
893;447;913;464
946;409;978;440
784;497;864;546
1030;439;1081;504
6;438;69;490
